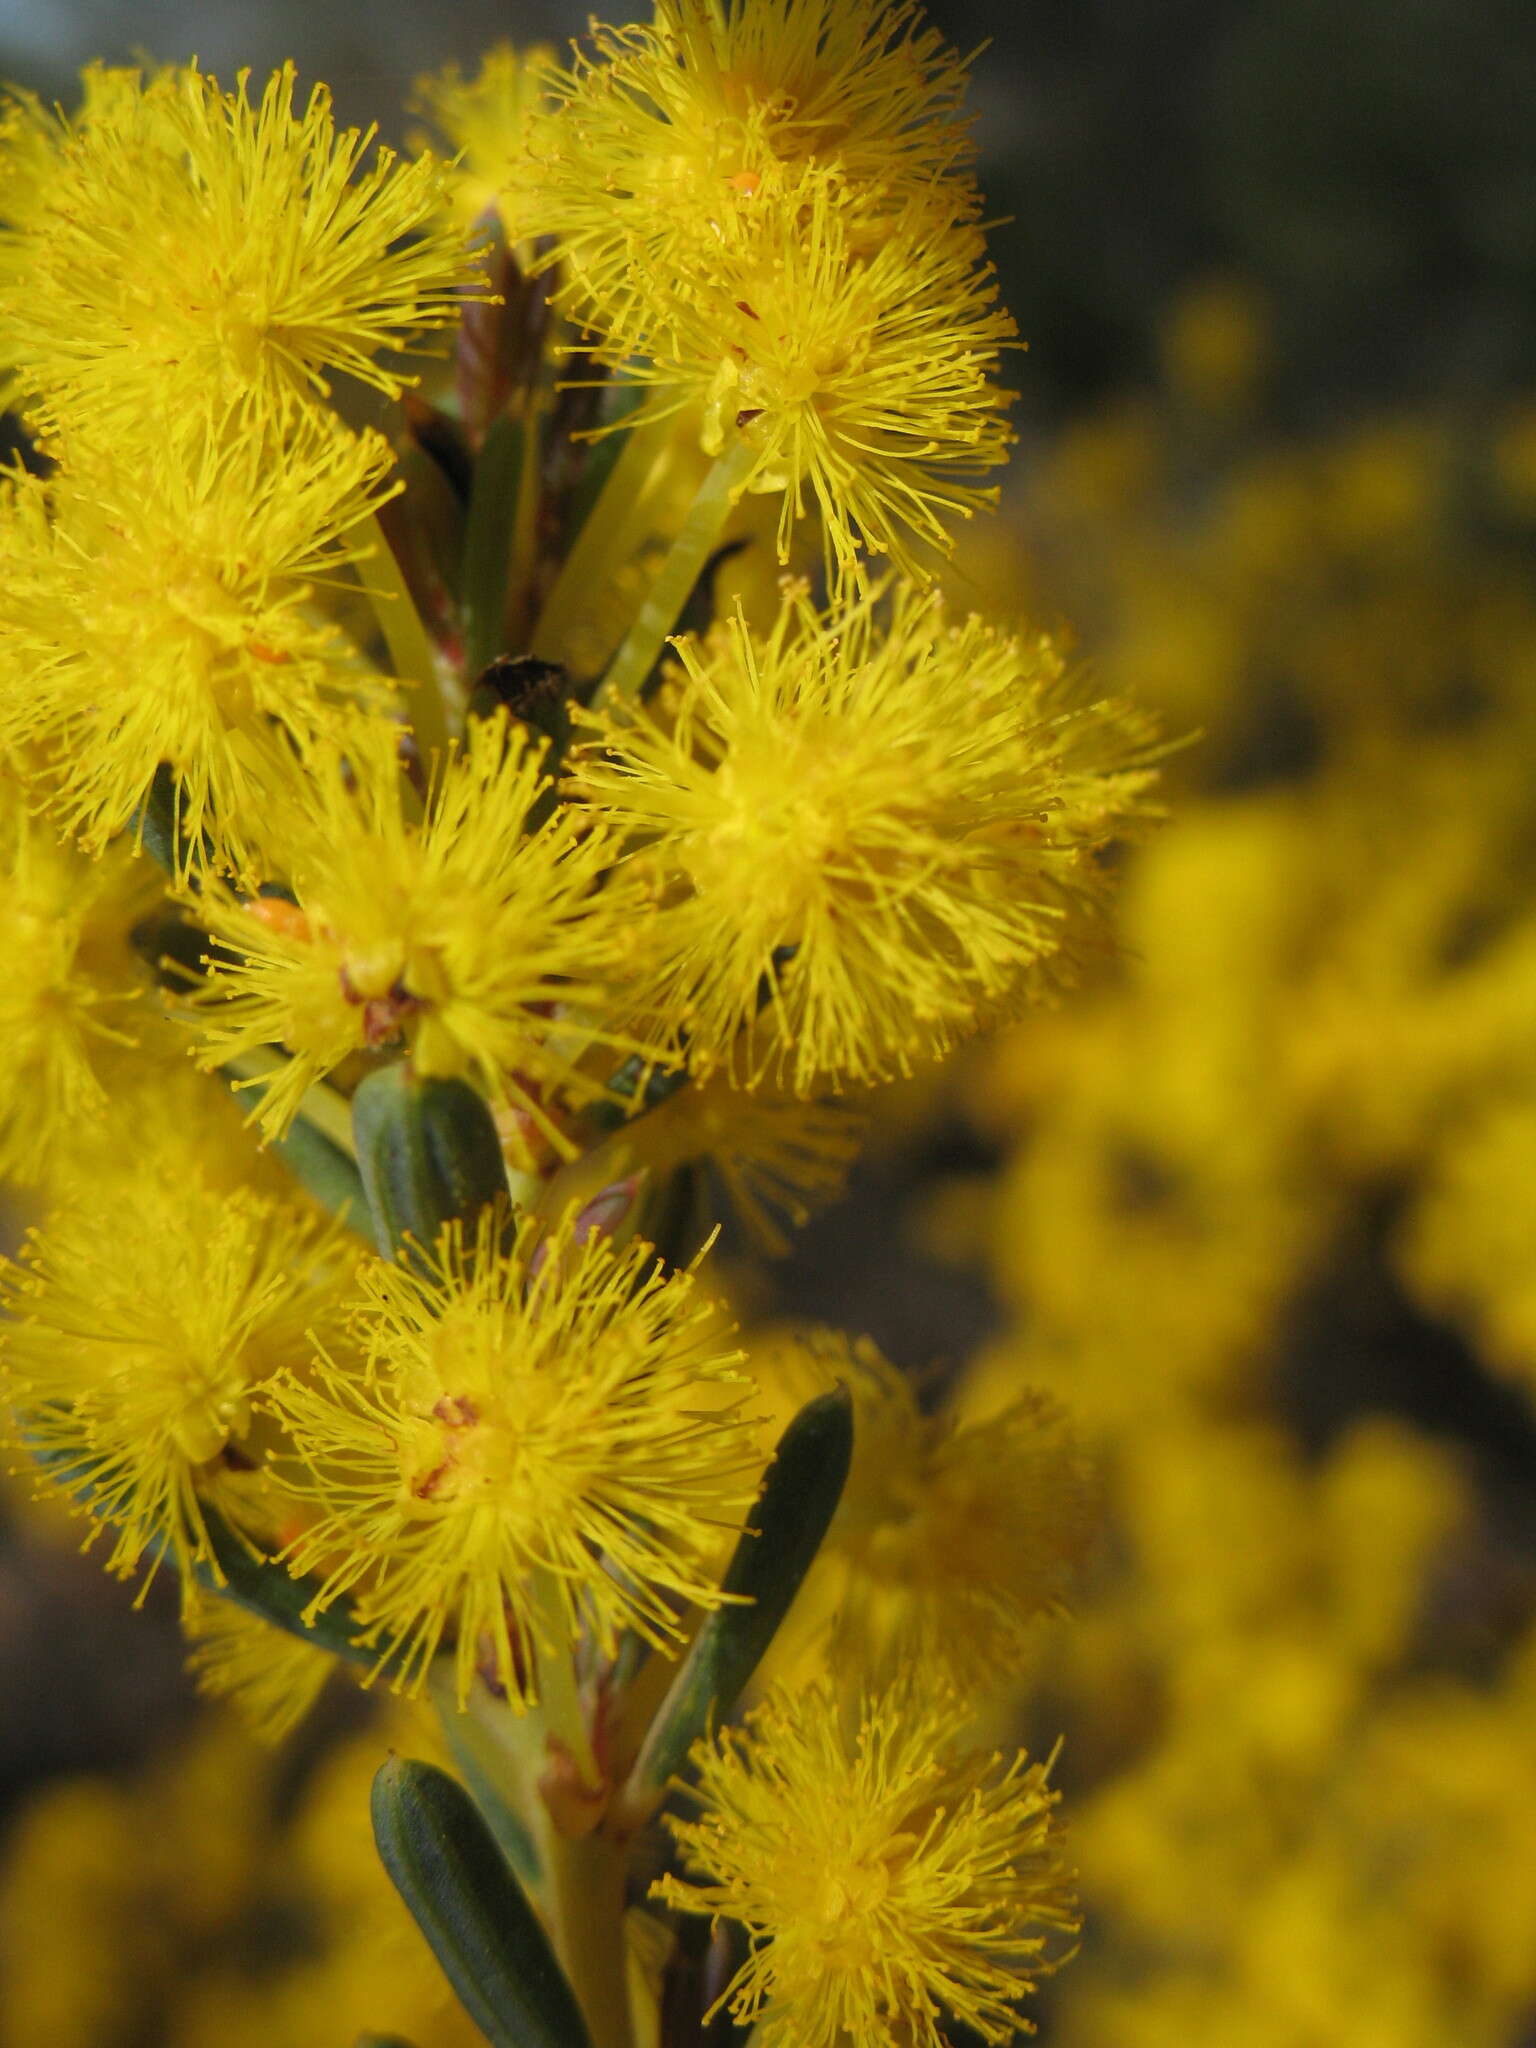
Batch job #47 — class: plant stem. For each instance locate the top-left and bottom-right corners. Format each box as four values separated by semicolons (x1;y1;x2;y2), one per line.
362;511;452;761
532;1571;601;1791
548;1831;636;2048
529;417;676;668
592;440;756;708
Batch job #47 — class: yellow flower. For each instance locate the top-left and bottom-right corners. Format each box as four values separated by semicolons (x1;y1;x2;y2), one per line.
183;1597;338;1743
655;1676;1079;2048
0;407;399;862
565;1067;865;1254
0;795;159;1183
0;62;471;433
188;712;656;1144
0;1169;356;1589
576;165;1013;582
578;580;1160;1091
0;69;149;392
272;1208;758;1703
527;0;979;323
754;1328;1100;1688
410;43;559;239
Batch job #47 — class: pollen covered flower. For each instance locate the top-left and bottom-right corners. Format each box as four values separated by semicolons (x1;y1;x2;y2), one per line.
183;1597;337;1743
271;1208;758;1702
0;795;159;1182
754;1328;1099;1687
528;0;978;325
572;1067;865;1254
0;407;400;861
655;1677;1079;2048
564;165;1013;583
0;1169;356;1589
411;44;559;239
188;712;655;1141
0;62;471;432
578;581;1161;1091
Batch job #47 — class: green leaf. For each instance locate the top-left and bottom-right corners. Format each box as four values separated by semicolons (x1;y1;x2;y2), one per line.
372;1757;594;2048
188;1507;372;1665
130;763;215;879
614;1385;854;1828
268;1114;368;1225
351;1063;509;1266
460;414;528;679
586;1052;691;1134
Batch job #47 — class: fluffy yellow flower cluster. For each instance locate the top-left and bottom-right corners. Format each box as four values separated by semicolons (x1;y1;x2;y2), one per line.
0;10;1159;2046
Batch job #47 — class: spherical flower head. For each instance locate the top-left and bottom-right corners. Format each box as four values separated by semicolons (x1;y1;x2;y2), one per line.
271;1208;759;1703
571;164;1014;585
183;1595;336;1743
577;580;1162;1092
0;1168;357;1590
655;1677;1080;2048
0;68;150;391
527;0;979;322
0;62;475;434
0;406;401;864
410;43;560;240
188;711;659;1143
755;1328;1100;1688
0;793;160;1183
583;1066;865;1254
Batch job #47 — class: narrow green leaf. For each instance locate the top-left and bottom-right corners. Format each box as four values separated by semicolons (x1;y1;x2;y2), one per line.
586;1053;691;1134
460;414;527;679
615;1386;853;1826
129;764;216;879
189;1507;372;1664
269;1114;368;1225
372;1757;593;2048
351;1063;509;1266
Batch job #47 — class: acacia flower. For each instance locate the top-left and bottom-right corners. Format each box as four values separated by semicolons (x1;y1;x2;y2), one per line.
577;580;1161;1091
655;1677;1079;2048
410;44;559;239
570;1067;865;1254
563;164;1013;583
0;68;147;369
183;1597;336;1743
755;1329;1099;1686
0;794;159;1183
270;1208;759;1703
0;406;400;862
0;62;472;433
188;712;656;1143
527;0;979;328
0;1171;356;1589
